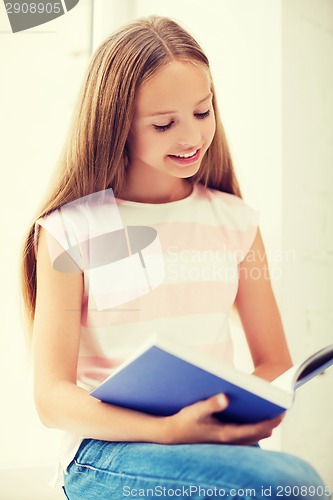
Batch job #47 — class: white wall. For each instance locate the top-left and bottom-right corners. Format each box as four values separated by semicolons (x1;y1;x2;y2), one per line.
281;0;333;487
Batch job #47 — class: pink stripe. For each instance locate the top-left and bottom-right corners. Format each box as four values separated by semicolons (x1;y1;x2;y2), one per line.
78;343;233;384
78;356;123;369
78;356;125;383
153;222;257;258
83;280;238;327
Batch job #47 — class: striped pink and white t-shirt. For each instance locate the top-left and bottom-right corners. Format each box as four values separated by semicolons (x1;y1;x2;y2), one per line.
35;182;258;476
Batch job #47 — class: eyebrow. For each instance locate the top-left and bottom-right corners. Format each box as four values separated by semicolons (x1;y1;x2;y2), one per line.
146;92;213;117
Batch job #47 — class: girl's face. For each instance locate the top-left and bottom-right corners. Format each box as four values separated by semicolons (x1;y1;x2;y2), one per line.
126;60;216;187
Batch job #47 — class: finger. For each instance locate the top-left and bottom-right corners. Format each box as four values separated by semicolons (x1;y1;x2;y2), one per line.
186;393;229;419
215;414;283;445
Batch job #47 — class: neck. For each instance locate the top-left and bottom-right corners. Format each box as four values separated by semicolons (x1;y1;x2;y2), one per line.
119;169;193;204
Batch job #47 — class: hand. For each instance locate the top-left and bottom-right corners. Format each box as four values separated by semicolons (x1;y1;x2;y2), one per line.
160;394;283;445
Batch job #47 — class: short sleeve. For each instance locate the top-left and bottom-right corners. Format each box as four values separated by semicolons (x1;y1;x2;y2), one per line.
209;190;259;265
35;210;83;273
34;189;124;273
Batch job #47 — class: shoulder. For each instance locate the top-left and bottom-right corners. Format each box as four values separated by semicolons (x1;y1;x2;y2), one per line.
194;183;258;228
195;183;252;209
194;184;259;263
36;188;123;241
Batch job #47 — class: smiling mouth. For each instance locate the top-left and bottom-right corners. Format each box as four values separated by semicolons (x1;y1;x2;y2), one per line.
170;149;198;159
167;149;202;165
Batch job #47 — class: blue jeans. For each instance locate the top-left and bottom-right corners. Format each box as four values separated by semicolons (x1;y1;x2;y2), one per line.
63;439;330;499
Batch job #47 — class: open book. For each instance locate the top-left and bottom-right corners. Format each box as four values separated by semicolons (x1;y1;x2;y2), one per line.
90;337;333;424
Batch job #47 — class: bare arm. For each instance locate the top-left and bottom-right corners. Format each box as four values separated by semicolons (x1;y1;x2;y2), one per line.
33;227;283;445
235;229;293;381
33;228;164;442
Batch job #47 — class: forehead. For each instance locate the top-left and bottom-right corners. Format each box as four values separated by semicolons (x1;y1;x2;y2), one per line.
135;61;212;115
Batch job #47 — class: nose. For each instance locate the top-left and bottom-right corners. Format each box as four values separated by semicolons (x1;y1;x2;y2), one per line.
176;119;201;148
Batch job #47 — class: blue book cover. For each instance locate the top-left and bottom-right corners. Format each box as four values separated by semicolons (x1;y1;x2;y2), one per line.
90;338;333;424
90;337;298;424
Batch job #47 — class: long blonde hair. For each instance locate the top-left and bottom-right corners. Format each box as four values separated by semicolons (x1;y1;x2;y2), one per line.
21;15;241;335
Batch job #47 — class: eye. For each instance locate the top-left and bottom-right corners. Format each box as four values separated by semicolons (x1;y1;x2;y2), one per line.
195;110;210;119
153;122;174;132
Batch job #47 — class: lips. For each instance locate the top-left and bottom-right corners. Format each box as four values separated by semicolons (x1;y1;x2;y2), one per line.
168;148;201;165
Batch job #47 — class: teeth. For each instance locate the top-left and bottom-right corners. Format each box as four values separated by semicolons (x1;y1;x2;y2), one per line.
174;150;197;158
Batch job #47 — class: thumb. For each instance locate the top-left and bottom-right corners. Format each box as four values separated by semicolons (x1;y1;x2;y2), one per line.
193;393;229;418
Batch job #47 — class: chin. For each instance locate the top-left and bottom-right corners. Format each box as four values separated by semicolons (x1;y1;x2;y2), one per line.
173;164;201;179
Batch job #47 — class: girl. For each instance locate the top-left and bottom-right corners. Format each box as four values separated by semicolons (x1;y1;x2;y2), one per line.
21;16;328;499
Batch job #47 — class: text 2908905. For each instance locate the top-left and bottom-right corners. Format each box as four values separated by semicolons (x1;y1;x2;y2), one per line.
5;2;62;14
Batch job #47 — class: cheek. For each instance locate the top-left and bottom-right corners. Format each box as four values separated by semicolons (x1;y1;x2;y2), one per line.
128;130;151;157
143;132;171;156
